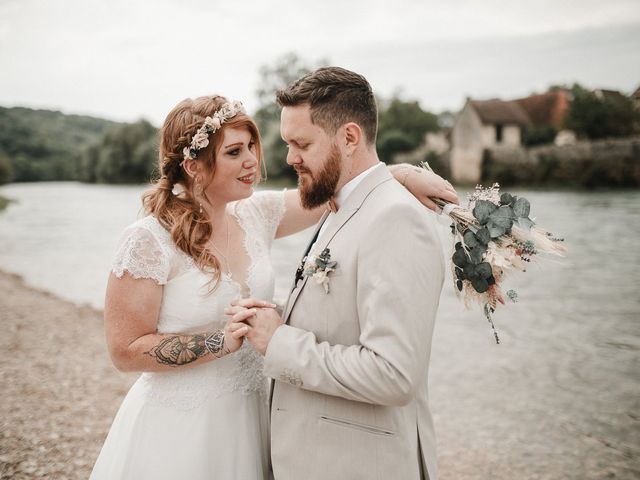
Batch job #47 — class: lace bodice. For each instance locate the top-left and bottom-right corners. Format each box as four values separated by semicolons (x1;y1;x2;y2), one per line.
110;190;286;410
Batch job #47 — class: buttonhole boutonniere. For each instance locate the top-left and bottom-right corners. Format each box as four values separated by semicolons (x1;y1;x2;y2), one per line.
303;248;338;294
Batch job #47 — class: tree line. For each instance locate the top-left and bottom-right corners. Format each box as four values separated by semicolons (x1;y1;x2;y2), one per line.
1;54;637;186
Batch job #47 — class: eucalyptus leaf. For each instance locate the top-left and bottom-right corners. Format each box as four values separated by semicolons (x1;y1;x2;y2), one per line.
487;275;496;285
471;277;489;293
489;205;515;229
455;267;464;280
463;263;476;278
469;246;485;264
487;221;506;238
515;216;534;230
500;192;514;205
513;197;531;218
476;227;491;245
456;279;463;291
452;248;469;268
476;262;492;279
472;200;497;224
463;230;478;248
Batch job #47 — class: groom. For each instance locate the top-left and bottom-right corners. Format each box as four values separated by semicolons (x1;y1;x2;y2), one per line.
236;67;444;479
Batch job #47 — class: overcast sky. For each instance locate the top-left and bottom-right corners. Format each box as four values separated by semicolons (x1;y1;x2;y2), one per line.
2;0;639;125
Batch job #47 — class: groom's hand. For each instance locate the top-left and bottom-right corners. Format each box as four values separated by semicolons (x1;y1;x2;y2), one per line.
246;307;284;355
228;299;283;355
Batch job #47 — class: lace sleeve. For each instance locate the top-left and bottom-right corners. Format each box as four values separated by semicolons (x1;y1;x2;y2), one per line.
111;225;171;285
238;190;286;244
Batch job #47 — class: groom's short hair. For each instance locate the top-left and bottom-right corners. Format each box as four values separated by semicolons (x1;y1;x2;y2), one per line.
276;66;378;145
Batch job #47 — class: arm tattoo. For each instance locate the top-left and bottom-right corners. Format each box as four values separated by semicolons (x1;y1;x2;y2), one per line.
204;330;228;358
145;334;208;367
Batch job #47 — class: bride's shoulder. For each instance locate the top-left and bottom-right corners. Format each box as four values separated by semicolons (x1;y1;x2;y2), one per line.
119;215;174;249
112;215;175;284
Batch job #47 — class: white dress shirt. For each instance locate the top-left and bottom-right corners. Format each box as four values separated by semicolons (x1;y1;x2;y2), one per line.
313;162;384;248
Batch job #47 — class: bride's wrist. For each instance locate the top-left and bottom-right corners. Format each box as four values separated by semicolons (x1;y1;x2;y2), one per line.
204;329;230;358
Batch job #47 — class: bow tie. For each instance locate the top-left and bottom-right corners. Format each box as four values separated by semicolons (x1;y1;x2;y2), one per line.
327;197;338;213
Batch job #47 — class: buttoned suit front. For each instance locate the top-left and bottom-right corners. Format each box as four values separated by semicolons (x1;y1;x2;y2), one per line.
263;165;445;480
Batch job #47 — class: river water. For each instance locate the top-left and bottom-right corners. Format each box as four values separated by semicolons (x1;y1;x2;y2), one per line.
0;182;638;479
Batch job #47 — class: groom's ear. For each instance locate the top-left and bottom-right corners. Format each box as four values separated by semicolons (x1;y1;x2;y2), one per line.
343;122;362;154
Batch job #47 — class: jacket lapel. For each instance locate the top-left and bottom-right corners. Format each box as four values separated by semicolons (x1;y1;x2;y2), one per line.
281;211;329;320
282;164;393;324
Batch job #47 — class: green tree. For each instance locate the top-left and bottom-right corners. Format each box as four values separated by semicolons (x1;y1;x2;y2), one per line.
566;84;639;139
0;106;118;182
376;129;416;164
254;53;327;181
522;125;557;147
84;120;158;184
377;97;439;163
0;151;13;184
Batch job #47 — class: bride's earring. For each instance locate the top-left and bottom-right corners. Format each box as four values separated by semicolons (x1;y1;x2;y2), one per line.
194;178;204;213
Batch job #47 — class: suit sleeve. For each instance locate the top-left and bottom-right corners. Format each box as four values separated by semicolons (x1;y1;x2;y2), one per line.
263;203;444;406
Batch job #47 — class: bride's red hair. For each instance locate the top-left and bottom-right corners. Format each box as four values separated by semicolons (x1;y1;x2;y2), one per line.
142;95;263;287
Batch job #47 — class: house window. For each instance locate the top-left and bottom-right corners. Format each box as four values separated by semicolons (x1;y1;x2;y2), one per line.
495;124;503;143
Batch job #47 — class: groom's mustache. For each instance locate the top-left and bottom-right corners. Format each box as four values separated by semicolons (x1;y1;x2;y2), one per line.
294;165;312;177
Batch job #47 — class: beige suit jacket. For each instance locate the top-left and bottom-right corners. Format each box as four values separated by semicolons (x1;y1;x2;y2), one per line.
264;165;444;480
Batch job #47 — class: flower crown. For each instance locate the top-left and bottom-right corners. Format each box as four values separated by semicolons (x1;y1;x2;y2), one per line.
182;100;246;161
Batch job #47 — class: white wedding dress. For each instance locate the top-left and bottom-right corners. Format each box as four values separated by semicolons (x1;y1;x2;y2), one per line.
91;191;285;480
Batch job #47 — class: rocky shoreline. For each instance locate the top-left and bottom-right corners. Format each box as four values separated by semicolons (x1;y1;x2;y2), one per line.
0;271;137;479
1;269;638;479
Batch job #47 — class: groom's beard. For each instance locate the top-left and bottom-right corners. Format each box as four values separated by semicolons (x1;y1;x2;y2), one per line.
296;144;342;210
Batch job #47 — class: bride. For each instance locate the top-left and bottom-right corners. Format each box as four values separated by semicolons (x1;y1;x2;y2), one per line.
90;95;457;479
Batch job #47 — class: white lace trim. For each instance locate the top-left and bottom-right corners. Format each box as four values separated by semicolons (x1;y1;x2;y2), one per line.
111;221;171;284
229;190;285;296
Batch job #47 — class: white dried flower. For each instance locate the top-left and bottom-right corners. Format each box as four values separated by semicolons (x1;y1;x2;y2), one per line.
192;132;210;149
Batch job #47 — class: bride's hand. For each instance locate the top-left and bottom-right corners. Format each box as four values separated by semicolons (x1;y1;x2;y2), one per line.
394;163;459;211
223;308;253;353
223;300;275;352
230;298;277;310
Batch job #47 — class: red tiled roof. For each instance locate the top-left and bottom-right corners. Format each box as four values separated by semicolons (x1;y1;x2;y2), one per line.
514;90;570;129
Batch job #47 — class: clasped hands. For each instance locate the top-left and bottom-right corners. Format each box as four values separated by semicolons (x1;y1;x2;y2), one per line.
223;298;283;355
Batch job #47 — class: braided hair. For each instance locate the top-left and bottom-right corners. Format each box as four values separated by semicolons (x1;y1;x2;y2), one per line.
142;95;263;287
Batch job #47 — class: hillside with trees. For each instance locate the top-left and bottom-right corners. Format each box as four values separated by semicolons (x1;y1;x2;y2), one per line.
0;107;120;183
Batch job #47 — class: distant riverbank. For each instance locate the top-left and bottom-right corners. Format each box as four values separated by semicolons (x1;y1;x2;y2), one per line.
0;194;11;210
482;136;640;188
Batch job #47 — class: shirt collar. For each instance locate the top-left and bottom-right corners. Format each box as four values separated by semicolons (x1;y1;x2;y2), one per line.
332;162;384;210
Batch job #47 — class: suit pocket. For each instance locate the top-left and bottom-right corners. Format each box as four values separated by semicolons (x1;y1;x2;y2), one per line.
318;414;395;437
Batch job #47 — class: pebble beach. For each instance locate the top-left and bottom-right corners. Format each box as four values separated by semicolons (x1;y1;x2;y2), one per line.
1;268;638;479
0;272;137;479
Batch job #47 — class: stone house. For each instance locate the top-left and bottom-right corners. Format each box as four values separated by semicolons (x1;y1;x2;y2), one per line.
450;90;574;183
450;98;530;183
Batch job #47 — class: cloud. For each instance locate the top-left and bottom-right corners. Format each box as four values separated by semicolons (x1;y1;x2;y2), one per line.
1;0;638;123
335;22;640;111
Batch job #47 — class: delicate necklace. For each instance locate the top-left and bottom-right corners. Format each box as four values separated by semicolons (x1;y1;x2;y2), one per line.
210;213;232;278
